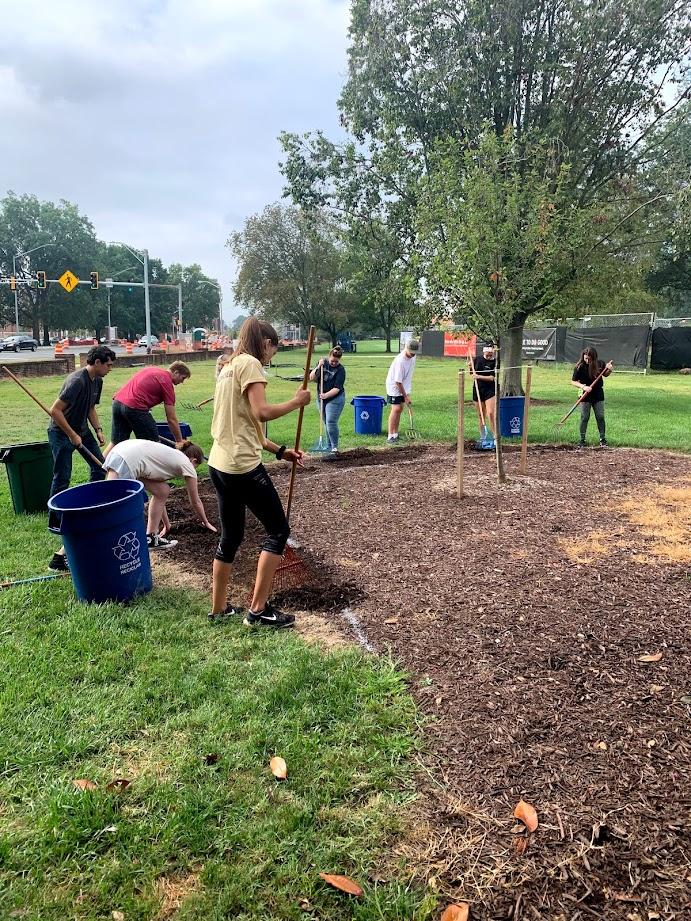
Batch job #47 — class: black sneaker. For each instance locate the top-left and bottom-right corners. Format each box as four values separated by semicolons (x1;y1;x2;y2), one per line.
147;533;178;551
243;602;295;629
208;603;246;623
48;552;69;572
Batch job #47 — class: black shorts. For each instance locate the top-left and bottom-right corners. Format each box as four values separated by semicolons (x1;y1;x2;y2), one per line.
387;395;405;406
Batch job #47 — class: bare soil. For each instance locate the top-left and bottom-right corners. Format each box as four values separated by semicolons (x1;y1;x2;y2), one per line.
165;443;691;921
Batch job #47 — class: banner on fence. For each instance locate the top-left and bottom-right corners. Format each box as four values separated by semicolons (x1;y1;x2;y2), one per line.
564;325;650;369
522;328;557;361
443;331;477;357
651;327;691;371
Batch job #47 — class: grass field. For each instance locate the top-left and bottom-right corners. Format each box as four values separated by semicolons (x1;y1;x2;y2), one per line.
0;345;688;918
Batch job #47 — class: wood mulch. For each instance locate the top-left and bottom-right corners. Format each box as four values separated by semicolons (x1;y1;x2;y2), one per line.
165;443;691;921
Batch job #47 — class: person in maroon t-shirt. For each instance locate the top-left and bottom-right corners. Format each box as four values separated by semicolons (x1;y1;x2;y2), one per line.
105;361;191;456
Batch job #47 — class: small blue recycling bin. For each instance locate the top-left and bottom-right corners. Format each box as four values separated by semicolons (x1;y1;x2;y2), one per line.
48;479;152;604
351;395;386;435
499;396;525;438
156;421;192;443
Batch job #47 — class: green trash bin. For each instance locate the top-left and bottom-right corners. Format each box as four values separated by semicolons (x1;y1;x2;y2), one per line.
0;442;54;515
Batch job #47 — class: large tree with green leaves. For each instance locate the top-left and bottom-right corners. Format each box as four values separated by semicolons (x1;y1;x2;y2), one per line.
281;0;690;383
228;204;358;345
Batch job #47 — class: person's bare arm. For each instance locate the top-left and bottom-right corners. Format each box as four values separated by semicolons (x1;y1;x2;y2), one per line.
50;398;82;446
87;406;106;446
163;403;184;445
184;477;216;532
246;382;309;422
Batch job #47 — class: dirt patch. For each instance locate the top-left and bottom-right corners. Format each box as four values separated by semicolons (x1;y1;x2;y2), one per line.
165;444;691;919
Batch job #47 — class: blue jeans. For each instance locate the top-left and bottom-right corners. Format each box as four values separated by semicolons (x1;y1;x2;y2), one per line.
48;427;105;530
319;393;345;449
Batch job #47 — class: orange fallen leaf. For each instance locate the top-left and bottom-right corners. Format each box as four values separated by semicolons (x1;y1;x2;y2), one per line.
637;652;663;663
513;799;538;833
318;873;363;897
106;778;131;793
441;903;470;921
270;756;288;780
73;779;97;791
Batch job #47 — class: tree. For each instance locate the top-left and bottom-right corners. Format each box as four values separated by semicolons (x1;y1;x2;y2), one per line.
282;0;690;384
228;204;357;344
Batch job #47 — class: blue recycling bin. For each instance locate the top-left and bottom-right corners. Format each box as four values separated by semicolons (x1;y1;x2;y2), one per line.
48;479;152;604
351;396;386;435
156;421;192;443
499;396;525;438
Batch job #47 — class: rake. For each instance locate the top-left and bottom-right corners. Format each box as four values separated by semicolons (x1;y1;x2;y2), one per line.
274;325;317;593
310;363;331;454
405;405;420;440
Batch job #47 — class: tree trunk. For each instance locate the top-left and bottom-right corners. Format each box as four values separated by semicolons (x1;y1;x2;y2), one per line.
502;318;526;395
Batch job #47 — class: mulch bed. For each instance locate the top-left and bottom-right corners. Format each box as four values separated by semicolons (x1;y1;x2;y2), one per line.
165;443;691;920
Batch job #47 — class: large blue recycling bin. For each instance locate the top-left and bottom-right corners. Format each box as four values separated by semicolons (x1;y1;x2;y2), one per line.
499;396;525;437
48;479;152;604
351;395;386;435
156;421;192;443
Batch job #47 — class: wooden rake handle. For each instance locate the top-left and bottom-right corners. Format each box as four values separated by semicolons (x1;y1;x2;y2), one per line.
286;325;316;522
557;365;608;425
2;364;104;469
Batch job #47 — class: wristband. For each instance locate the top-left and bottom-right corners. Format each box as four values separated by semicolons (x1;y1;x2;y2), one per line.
276;445;287;460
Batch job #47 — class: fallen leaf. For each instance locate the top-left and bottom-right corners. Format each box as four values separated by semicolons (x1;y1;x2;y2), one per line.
441;904;470;921
318;873;363;897
637;652;663;663
112;912;125;921
270;756;288;780
106;778;131;793
384;617;399;625
204;753;219;765
513;799;538;833
73;779;97;791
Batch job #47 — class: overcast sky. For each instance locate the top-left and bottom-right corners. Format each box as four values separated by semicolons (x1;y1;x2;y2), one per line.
0;0;350;320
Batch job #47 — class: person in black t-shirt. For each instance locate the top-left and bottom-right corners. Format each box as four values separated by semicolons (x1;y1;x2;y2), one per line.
47;345;116;570
470;344;497;437
309;346;346;452
571;347;614;448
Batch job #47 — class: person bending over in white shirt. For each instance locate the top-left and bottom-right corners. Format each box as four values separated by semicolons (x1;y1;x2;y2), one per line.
385;339;419;443
103;440;217;550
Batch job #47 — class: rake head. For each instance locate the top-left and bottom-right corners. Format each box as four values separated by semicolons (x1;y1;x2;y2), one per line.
273;545;313;593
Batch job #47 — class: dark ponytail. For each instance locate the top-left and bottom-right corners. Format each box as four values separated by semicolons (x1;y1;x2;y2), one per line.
234;317;279;363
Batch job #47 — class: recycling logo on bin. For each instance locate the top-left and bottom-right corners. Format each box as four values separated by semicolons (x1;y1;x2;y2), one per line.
113;531;142;574
360;410;370;420
509;416;521;435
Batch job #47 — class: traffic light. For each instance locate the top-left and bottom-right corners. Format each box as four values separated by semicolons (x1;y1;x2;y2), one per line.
10;276;17;291
90;271;99;290
37;271;47;289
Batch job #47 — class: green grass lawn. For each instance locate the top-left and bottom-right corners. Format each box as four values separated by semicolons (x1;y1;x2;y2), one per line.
0;345;688;917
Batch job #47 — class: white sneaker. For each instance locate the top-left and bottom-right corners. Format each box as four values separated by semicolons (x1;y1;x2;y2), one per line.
147;533;178;551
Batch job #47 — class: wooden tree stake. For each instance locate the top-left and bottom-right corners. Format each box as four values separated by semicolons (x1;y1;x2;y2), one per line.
519;366;532;475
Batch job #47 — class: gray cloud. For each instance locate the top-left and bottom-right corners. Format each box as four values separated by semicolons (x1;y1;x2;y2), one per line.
0;0;350;318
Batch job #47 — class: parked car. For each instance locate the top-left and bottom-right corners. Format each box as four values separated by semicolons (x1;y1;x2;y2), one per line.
138;335;159;348
0;335;38;352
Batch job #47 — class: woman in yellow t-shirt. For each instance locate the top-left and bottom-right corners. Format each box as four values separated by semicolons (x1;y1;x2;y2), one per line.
208;317;310;628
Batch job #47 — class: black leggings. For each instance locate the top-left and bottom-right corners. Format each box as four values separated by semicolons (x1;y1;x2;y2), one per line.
209;463;290;563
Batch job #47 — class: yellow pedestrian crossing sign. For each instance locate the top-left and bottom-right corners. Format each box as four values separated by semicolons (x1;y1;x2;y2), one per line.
58;270;79;292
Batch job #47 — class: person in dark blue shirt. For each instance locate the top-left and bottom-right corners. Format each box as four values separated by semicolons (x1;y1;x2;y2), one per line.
309;346;346;452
